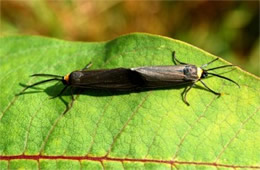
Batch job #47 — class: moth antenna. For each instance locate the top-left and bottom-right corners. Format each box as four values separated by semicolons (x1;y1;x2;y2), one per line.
207;72;240;88
206;65;234;71
201;58;219;68
24;78;62;91
30;74;63;78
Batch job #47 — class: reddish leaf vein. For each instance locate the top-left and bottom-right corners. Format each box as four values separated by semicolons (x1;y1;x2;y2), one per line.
0;155;259;169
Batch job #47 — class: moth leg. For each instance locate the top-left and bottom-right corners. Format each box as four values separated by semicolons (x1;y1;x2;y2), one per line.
182;84;195;106
50;86;68;99
172;51;187;65
81;62;93;71
70;87;75;101
199;80;221;96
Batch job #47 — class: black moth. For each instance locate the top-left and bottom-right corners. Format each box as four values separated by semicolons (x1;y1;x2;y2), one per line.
22;51;239;105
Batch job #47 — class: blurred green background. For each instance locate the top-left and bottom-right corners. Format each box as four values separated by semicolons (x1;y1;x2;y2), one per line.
1;1;259;76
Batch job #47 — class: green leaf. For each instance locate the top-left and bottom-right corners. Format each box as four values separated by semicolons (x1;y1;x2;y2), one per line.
0;33;259;169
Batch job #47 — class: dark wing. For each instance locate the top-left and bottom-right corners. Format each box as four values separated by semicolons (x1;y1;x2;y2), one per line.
69;68;144;90
131;65;196;88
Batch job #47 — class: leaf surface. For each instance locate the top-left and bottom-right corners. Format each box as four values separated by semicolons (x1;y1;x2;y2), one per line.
0;33;259;169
